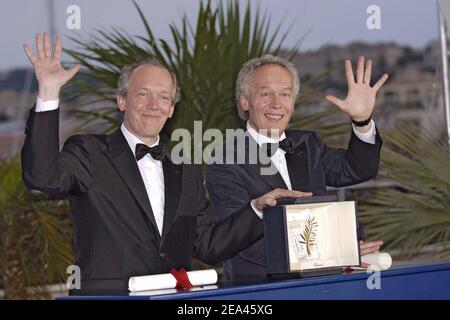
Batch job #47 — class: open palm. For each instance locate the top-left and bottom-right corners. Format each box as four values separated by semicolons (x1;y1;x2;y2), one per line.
326;56;388;121
23;33;80;91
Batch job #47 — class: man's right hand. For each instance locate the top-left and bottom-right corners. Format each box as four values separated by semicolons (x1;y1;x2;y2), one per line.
252;188;313;212
23;32;80;101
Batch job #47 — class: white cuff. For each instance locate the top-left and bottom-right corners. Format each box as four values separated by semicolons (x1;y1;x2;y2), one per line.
35;96;59;112
352;119;376;144
250;200;263;220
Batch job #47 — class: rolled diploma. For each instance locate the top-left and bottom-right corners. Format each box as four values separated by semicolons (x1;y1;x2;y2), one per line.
361;252;392;270
128;269;218;292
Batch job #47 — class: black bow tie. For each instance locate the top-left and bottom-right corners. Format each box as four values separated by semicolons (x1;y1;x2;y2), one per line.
135;143;166;161
262;138;295;157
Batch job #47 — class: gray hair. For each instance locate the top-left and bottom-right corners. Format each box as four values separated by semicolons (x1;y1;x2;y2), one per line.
236;54;300;120
116;58;180;104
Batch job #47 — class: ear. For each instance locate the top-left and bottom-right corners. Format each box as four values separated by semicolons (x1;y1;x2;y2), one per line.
117;95;126;112
240;94;250;111
168;104;175;118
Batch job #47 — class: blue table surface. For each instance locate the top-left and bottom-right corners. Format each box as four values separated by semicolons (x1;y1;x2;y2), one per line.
57;262;450;300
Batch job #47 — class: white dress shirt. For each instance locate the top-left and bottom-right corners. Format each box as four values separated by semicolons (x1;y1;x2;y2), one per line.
36;96;59;111
121;124;165;236
247;120;377;218
35;97;166;236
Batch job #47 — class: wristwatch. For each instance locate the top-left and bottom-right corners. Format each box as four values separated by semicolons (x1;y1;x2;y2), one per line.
351;116;372;127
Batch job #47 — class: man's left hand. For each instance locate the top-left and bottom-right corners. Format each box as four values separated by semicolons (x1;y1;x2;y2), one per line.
360;240;384;268
325;56;388;126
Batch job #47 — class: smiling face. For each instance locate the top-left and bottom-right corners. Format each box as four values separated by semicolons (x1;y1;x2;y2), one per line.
240;64;295;137
116;64;175;145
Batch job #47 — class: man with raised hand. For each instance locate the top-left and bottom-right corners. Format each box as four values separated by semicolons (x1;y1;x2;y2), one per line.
206;55;387;283
21;34;309;294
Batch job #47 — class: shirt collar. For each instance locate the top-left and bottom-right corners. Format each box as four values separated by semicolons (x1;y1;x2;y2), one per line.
120;123;160;157
246;121;286;147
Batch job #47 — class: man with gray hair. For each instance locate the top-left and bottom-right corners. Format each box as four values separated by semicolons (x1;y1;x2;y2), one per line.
206;54;387;283
20;33;306;294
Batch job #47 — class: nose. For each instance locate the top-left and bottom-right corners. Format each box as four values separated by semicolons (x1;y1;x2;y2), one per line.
269;94;282;109
145;94;159;110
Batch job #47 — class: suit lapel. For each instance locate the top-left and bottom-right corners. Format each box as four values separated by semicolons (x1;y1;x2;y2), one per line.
103;129;160;238
239;129;311;191
161;155;183;241
285;131;310;191
238;130;288;190
245;162;287;189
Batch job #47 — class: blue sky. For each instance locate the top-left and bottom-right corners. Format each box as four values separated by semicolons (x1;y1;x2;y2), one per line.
0;0;438;71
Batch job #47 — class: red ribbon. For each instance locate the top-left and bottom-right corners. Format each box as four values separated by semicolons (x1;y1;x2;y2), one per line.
170;267;194;289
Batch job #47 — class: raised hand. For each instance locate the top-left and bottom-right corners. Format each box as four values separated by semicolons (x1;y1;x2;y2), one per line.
325;56;388;125
23;32;80;101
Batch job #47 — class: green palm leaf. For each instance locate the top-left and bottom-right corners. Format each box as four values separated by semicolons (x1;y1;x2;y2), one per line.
360;119;450;260
64;0;343;144
0;157;72;299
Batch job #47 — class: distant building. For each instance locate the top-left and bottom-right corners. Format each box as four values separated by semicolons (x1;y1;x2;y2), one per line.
0;88;112;158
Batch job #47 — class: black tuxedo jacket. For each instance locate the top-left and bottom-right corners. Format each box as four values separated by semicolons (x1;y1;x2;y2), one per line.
21;108;264;293
205;128;382;283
